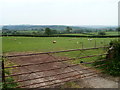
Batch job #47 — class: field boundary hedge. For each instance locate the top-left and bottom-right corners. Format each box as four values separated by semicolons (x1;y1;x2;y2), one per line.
2;35;120;38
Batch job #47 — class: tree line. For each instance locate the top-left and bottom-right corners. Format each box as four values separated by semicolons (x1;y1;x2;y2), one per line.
2;26;119;36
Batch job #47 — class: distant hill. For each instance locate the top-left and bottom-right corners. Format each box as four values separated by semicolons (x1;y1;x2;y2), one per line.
2;25;117;31
75;25;117;29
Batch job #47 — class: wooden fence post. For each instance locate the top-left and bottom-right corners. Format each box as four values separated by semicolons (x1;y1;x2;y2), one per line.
2;59;5;86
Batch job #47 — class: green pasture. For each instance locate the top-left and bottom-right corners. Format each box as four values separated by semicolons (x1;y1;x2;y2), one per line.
2;37;117;53
2;36;118;88
90;31;119;36
60;31;119;36
60;33;91;36
2;36;118;66
106;32;119;36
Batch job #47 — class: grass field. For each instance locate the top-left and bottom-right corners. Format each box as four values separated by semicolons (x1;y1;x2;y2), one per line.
60;33;91;36
2;36;118;66
2;36;118;88
2;36;118;64
60;31;119;36
2;37;117;53
89;31;119;36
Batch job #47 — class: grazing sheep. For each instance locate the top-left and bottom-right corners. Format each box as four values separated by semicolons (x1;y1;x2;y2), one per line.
88;39;93;41
53;41;56;44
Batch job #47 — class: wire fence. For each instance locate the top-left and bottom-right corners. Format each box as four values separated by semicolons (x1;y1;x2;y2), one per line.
1;46;108;88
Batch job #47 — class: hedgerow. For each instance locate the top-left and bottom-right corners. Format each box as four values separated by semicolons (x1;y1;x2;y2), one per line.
94;39;120;76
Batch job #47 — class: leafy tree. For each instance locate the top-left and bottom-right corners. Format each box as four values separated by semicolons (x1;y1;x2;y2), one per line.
108;29;113;31
116;27;120;32
32;31;37;35
66;27;72;33
44;28;51;35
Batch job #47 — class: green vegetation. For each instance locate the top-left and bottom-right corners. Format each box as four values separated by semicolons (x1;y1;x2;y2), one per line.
1;58;18;88
66;26;72;33
2;26;119;88
2;37;116;53
98;31;106;36
89;31;119;36
94;40;120;76
59;81;80;88
44;28;52;35
2;36;119;88
2;36;116;68
60;33;91;36
105;40;120;76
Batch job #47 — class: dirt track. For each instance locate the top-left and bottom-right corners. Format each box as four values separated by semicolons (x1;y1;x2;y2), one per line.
7;53;119;88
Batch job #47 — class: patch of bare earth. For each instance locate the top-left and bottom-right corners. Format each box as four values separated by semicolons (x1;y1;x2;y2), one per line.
6;52;119;88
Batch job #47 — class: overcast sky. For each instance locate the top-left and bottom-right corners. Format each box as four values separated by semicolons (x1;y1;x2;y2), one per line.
0;0;119;26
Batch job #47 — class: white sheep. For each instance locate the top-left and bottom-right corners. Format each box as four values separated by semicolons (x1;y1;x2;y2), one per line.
88;39;93;41
53;41;56;44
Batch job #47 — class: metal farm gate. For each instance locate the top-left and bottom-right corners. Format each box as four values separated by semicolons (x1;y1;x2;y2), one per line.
1;47;108;88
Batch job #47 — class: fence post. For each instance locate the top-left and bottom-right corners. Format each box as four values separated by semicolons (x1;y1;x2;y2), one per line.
2;59;5;87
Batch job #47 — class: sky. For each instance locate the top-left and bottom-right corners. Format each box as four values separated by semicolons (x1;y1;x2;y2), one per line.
0;0;120;26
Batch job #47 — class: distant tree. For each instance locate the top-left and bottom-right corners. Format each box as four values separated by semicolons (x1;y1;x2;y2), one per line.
51;30;57;34
44;28;52;35
106;30;108;32
98;31;106;36
116;27;120;32
108;29;113;31
32;31;37;35
41;29;44;31
11;31;20;35
73;30;84;33
66;27;72;33
85;30;92;33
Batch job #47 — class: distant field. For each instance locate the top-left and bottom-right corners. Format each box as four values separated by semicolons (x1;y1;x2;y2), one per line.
60;33;91;36
89;31;119;36
61;31;119;36
105;32;119;35
2;37;117;53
